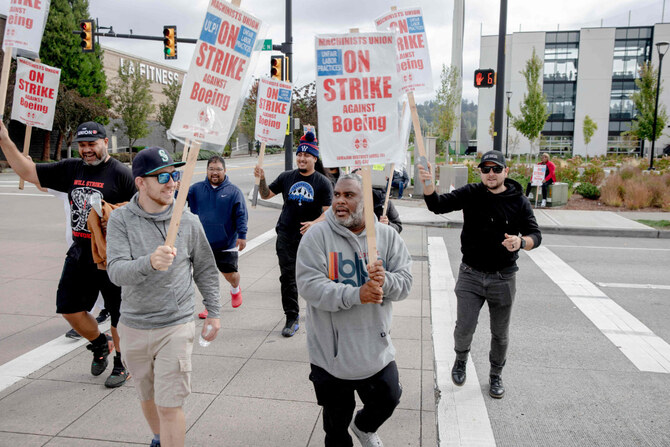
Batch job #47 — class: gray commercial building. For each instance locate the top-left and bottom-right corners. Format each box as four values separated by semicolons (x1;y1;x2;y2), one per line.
477;23;670;157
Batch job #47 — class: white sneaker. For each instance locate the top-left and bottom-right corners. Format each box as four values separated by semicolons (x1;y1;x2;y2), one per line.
350;419;383;447
541;199;546;207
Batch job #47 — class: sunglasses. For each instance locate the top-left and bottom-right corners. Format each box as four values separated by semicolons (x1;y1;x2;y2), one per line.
144;171;181;184
480;165;504;174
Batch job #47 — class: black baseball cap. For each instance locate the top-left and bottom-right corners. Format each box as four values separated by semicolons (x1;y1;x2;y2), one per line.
73;121;107;142
478;150;506;168
132;147;185;179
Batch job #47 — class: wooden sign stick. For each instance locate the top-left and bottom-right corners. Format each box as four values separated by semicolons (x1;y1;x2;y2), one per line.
165;139;201;247
382;163;394;217
360;165;378;266
181;138;191;162
0;49;12;120
408;91;430;188
251;141;266;208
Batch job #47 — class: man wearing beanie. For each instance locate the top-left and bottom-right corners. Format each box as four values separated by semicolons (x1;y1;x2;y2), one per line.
254;132;333;337
107;147;221;447
418;150;541;399
0;120;134;389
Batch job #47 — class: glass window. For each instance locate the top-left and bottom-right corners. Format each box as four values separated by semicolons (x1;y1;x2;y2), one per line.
615;29;628;39
609;121;620;131
565;122;574;131
546;33;557;43
628;28;640;39
569;32;580;42
640;27;652;38
557;32;568;43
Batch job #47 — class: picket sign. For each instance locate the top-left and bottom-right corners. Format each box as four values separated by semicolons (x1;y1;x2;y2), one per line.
165;0;244;247
250;141;266;208
17;57;41;190
0;49;12;120
382;163;394;217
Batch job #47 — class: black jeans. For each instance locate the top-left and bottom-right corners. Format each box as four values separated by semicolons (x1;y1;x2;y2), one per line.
309;362;402;447
454;263;516;375
276;233;299;318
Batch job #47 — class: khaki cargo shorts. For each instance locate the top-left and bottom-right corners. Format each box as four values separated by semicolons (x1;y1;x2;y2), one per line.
119;321;195;408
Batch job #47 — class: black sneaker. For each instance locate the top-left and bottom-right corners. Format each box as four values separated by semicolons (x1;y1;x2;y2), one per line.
96;309;110;324
489;374;505;399
105;356;130;388
451;359;467;386
281;315;299;337
65;328;82;339
87;337;111;376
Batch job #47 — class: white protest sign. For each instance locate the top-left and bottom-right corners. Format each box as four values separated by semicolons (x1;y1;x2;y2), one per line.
11;58;60;131
315;33;401;168
375;7;433;94
254;77;292;145
168;0;262;147
531;164;547;186
3;0;51;57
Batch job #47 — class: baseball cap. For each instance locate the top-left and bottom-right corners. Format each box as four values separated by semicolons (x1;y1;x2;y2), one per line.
73;122;107;142
132;147;185;179
478;150;506;168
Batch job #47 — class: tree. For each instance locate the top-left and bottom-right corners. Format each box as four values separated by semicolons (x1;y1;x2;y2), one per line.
582;115;598;160
157;81;182;151
292;82;317;145
108;64;155;149
237;78;259;143
488;111;495;143
434;64;461;146
629;61;668;150
512;48;549;156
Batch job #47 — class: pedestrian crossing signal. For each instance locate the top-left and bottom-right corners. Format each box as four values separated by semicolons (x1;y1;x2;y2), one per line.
474;69;495;88
80;20;94;53
164;26;177;60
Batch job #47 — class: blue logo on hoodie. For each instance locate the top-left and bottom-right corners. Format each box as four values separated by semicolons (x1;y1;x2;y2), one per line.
288;181;314;206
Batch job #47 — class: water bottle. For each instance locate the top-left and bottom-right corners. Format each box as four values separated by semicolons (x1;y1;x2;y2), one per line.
199;324;212;347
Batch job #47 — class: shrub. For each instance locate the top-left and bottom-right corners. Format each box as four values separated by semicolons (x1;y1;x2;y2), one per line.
109;153;132;163
645;175;670;208
600;174;624;207
575;182;601;199
619;164;641;180
622;179;652;209
580;164;605;186
557;164;579;188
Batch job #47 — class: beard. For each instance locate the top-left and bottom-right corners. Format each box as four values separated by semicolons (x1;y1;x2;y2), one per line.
335;201;364;230
298;168;308;174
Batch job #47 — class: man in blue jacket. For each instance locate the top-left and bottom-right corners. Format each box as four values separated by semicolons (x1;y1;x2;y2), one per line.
188;155;248;317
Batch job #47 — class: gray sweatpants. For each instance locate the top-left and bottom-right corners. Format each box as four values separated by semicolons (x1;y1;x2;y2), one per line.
453;263;516;375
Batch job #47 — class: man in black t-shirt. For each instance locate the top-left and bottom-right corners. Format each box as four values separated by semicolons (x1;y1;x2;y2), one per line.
0;121;135;388
254;132;333;337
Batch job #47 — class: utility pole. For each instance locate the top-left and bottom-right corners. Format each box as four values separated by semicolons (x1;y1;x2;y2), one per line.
493;0;508;152
273;0;293;171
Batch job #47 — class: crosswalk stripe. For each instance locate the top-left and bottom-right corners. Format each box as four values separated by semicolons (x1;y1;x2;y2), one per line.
428;237;496;447
527;246;670;374
596;282;670;290
0;229;277;393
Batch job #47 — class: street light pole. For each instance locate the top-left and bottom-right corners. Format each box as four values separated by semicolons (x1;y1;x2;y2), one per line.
505;91;512;158
650;41;669;170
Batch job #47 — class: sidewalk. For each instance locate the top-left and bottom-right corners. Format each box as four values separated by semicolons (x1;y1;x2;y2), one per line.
0;225;436;446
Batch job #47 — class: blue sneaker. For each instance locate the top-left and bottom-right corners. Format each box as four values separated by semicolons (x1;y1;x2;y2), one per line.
281;315;299;337
150;438;160;447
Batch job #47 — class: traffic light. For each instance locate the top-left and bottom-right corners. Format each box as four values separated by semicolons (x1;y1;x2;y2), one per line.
270;55;283;81
163;26;177;60
80;20;94;53
474;69;495;88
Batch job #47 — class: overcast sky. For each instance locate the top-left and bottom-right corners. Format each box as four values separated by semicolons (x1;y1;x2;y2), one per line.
3;0;667;102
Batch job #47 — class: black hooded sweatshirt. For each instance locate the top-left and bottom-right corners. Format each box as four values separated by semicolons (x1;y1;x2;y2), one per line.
424;178;541;273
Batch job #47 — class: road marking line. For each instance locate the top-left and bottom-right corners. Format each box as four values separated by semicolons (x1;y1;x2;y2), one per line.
0;193;54;197
0;230;277;393
428;237;496;447
596;282;670;290
528;246;670;374
545;244;670;252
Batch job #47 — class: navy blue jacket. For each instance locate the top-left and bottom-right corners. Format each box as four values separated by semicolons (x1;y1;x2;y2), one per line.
187;177;248;251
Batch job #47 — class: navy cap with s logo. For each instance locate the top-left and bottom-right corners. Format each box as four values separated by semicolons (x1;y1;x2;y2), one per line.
132;147;186;179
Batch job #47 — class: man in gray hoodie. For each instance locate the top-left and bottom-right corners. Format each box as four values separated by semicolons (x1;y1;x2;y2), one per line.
297;174;413;447
106;147;221;447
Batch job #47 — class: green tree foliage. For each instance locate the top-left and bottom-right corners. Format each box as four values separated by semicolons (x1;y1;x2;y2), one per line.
582;115;598;160
237;78;259;143
629;62;668;144
512;48;549;154
40;0;106;96
157;81;182;151
434;64;461;144
292;82;318;145
109;64;155;149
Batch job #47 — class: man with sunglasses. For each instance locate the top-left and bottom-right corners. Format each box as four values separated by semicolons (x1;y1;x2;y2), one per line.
418;150;541;399
107;147;221;447
0;120;135;388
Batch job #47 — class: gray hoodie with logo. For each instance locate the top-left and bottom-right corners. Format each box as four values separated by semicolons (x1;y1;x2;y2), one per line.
296;208;413;380
106;193;221;329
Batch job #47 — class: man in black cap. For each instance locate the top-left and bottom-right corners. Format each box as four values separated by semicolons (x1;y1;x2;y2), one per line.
107;147;221;447
0;120;135;388
418;150;542;399
254;132;333;337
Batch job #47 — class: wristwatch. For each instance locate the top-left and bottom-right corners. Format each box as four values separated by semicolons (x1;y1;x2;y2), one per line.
518;237;526;251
